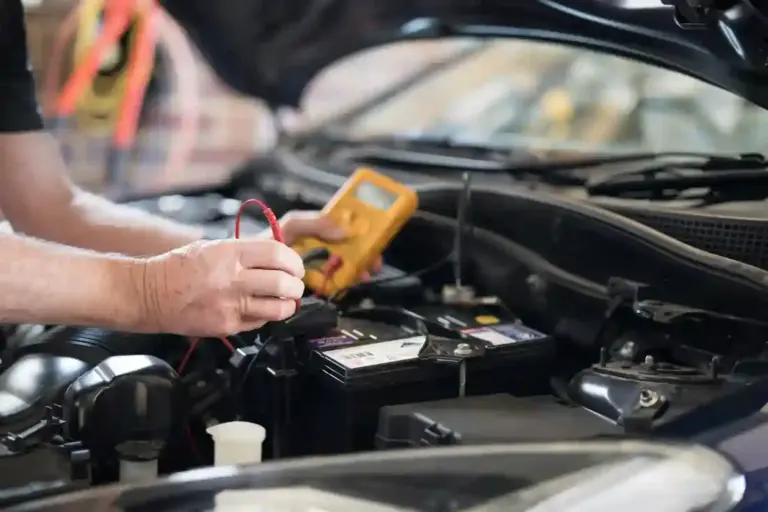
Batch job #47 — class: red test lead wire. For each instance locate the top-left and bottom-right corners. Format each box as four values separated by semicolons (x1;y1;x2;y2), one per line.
315;254;343;298
234;199;301;311
235;199;283;242
178;335;234;462
178;337;235;376
178;199;286;461
235;200;343;298
180;197;296;373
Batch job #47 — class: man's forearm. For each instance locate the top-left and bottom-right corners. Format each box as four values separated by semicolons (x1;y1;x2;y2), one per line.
55;188;204;256
0;132;203;256
0;232;147;330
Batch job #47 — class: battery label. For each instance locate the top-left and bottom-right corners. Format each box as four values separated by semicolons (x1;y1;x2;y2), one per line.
324;336;426;369
462;323;546;346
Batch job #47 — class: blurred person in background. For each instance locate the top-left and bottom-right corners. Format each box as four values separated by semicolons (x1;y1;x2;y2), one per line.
0;0;370;336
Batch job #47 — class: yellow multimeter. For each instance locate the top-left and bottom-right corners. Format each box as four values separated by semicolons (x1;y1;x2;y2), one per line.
293;168;418;296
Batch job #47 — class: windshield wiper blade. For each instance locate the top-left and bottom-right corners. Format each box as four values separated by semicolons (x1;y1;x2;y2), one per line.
587;156;768;200
510;151;768;174
330;130;767;173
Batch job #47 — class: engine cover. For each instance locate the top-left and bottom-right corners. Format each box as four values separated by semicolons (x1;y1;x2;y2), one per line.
0;326;187;433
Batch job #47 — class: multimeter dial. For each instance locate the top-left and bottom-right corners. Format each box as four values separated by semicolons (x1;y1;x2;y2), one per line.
340;211;370;234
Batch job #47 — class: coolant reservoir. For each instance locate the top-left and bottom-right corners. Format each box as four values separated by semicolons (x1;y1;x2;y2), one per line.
206;421;266;466
119;459;158;483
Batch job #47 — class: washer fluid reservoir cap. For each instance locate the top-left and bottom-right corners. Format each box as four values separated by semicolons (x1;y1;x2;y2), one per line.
206;421;266;466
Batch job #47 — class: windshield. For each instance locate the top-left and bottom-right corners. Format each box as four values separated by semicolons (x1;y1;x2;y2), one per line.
301;38;768;154
6;442;745;511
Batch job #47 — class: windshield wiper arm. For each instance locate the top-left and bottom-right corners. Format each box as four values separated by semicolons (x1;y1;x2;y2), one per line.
336;145;516;171
320;129;768;191
334;144;587;186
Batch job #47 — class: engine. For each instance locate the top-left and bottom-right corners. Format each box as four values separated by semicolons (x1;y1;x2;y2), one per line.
0;327;192;486
2;190;768;494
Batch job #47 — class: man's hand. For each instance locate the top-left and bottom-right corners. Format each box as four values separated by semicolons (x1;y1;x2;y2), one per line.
275;210;383;279
136;210;386;337
142;239;305;337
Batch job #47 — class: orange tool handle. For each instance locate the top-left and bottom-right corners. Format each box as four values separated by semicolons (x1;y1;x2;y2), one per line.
55;1;134;117
113;1;159;148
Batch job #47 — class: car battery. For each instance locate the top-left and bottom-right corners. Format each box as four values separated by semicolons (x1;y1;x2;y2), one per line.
293;305;557;456
376;394;622;449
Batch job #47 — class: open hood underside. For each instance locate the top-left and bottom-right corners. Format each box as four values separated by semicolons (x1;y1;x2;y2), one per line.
159;0;768;110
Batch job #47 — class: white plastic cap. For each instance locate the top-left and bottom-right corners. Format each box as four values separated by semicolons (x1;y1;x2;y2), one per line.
206;421;267;466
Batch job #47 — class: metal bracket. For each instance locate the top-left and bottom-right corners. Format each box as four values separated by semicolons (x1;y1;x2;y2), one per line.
420;422;458;446
660;0;728;29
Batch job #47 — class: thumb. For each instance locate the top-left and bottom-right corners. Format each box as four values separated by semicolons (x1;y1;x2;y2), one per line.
280;211;347;244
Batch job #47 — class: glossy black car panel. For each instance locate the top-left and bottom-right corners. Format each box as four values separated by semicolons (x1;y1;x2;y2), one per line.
159;0;768;109
1;438;757;511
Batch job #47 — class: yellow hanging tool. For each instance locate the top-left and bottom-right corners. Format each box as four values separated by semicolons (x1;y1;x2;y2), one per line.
54;0;160;196
72;0;139;133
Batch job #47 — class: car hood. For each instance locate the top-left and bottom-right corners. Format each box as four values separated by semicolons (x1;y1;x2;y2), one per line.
160;0;768;110
1;442;743;511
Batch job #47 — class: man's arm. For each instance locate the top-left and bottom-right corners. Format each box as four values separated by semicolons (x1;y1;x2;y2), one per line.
0;0;203;256
0;132;204;256
0;232;146;330
0;1;320;336
0;0;159;329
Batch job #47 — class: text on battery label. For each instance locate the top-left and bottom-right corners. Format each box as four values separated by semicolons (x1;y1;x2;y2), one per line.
340;352;375;360
462;323;546;346
311;335;356;348
324;336;426;369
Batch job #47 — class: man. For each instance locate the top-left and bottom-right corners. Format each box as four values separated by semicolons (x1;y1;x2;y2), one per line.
0;0;361;337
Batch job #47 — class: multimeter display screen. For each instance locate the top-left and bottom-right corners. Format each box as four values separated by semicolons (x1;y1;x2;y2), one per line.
354;181;399;210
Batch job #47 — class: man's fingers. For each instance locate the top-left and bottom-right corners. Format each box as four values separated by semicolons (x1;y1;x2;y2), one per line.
281;211;346;244
240;297;297;322
237;269;305;299
238;239;305;278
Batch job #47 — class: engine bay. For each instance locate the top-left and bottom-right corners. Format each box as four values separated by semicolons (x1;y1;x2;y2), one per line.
2;178;768;497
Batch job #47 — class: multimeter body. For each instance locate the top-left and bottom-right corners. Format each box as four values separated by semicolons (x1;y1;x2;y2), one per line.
294;168;418;296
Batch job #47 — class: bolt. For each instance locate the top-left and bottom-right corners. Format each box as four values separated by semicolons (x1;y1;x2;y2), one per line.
639;388;660;408
454;343;473;356
709;356;722;379
458;360;467;398
599;347;609;366
643;355;656;368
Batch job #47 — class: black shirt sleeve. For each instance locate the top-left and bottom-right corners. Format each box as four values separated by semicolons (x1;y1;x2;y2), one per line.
0;0;44;132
